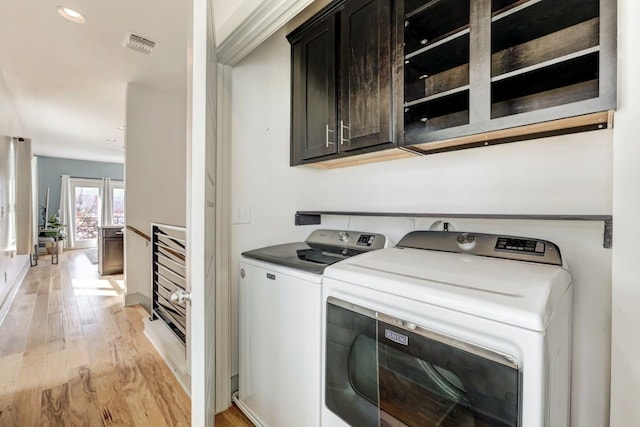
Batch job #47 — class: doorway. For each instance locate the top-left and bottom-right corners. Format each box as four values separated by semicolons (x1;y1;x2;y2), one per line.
66;177;125;249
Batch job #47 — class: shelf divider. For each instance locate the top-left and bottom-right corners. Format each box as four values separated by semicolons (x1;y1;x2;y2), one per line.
406;28;470;59
491;46;600;83
491;0;543;22
405;85;470;107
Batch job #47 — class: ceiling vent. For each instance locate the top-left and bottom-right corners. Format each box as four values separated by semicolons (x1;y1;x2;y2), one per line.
123;33;156;55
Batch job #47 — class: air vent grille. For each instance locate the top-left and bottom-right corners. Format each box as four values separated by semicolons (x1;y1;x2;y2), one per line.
123;33;156;55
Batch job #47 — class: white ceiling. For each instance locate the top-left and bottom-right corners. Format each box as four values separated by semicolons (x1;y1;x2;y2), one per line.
0;0;197;164
0;0;192;164
0;0;309;164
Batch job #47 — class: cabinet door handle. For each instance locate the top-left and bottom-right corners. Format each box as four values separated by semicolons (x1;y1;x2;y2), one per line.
340;120;350;145
325;124;335;148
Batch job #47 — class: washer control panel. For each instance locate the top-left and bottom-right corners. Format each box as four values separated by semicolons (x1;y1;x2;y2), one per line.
356;234;378;247
306;229;388;253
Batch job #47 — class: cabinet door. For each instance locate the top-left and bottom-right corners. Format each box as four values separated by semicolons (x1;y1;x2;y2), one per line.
291;16;338;163
339;0;393;151
103;237;123;275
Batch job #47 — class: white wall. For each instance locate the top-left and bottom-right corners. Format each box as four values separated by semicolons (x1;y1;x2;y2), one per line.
230;26;615;425
611;0;640;424
124;83;187;312
0;69;29;320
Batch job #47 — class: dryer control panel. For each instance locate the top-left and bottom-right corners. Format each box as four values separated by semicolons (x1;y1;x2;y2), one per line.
397;231;562;266
495;237;545;255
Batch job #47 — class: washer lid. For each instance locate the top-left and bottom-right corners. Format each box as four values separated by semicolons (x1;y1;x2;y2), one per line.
242;242;341;274
241;229;388;274
324;247;572;331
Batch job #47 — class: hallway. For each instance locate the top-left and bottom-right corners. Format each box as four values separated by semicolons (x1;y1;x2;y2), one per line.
0;250;191;425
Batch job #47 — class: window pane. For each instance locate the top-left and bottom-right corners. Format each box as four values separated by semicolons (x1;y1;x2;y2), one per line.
112;188;125;225
74;187;99;240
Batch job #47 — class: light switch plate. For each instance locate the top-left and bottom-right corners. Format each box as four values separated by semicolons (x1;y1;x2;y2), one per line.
233;205;251;224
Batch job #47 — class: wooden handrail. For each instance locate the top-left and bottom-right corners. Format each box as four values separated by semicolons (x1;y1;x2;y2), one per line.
126;225;151;242
128;225;186;262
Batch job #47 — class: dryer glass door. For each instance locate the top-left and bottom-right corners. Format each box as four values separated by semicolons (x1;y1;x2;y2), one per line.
376;317;520;427
325;299;379;426
325;298;521;427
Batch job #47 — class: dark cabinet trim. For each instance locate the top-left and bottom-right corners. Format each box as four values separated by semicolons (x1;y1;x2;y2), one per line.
286;1;348;43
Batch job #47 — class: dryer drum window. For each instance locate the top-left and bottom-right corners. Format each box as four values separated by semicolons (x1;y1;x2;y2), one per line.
326;300;520;427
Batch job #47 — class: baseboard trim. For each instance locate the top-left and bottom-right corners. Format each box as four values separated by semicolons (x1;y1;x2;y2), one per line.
124;292;151;313
0;255;30;327
143;317;191;395
232;391;267;427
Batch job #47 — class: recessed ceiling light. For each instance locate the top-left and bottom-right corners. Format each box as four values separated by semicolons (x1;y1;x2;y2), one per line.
107;138;116;142
57;6;86;24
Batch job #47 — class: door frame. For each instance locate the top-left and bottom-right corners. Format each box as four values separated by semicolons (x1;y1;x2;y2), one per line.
188;0;221;424
187;1;327;422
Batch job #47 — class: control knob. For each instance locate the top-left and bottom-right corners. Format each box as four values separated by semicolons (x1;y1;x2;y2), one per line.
338;231;349;242
456;232;477;251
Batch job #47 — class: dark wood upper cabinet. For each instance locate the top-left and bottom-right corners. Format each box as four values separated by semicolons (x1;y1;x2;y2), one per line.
288;0;396;166
289;0;616;167
401;0;616;153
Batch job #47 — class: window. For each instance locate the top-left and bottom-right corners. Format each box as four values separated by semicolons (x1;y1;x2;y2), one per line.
112;184;125;226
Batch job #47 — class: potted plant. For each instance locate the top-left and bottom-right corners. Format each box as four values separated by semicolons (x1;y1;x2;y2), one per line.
42;214;67;253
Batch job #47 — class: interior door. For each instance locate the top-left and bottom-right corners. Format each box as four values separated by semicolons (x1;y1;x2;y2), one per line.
188;0;217;424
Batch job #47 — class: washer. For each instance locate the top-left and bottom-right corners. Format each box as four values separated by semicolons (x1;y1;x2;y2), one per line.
236;229;387;427
321;230;573;427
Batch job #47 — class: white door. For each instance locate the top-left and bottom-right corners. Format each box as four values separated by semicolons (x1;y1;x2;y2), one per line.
188;0;217;424
69;178;101;249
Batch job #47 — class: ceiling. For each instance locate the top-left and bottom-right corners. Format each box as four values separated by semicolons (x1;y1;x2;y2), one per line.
0;0;265;164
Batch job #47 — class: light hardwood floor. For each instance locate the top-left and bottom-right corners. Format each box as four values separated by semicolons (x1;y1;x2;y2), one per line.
0;249;252;426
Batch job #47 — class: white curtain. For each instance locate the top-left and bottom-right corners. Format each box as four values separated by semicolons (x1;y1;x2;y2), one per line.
59;174;74;249
14;138;33;254
0;136;11;252
100;177;113;226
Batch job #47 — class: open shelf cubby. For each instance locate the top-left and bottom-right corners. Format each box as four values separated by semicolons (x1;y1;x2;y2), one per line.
491;52;600;118
491;0;599;53
404;0;470;134
405;90;470;136
405;0;470;54
405;32;470;103
490;0;602;118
